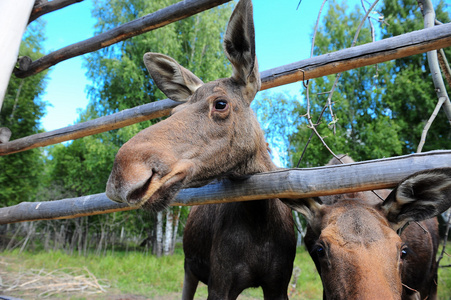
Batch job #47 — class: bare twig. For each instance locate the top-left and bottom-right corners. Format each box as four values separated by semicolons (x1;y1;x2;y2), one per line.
417;96;446;152
352;0;379;47
360;0;380;82
310;0;328;58
297;104;329;167
296;0;328;168
297;0;380;166
332;0;380;129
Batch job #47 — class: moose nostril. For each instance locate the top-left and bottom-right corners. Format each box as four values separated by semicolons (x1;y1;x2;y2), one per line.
126;175;154;204
106;181;124;203
106;164;154;204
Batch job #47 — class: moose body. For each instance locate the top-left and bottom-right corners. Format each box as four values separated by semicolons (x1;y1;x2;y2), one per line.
106;0;296;299
183;201;295;299
284;157;451;300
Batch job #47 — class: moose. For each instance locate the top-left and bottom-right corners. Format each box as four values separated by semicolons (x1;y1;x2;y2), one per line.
283;158;451;300
106;0;296;298
308;155;444;299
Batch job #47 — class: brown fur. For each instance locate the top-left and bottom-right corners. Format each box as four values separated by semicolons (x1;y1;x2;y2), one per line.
106;1;295;299
298;156;444;300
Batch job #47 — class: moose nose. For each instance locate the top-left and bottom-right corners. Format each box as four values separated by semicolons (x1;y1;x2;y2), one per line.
105;154;155;205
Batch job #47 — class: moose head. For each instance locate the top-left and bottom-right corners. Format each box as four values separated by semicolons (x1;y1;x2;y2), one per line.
284;168;451;299
106;0;273;211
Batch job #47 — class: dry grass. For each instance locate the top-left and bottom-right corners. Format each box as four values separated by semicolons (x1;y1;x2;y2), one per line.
0;256;109;299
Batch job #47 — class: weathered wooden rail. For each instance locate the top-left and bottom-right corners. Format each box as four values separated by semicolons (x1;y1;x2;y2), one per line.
28;0;83;24
14;0;232;78
1;150;450;224
2;22;451;156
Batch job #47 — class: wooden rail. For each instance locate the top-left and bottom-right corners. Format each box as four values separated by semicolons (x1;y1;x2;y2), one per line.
261;22;451;90
14;0;231;78
28;0;84;24
0;98;178;155
2;22;451;156
1;150;450;224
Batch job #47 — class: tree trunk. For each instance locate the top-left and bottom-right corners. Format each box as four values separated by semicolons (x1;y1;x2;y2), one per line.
155;211;163;257
293;212;305;247
163;209;173;256
171;207;181;254
77;217;84;256
83;217;89;256
19;222;35;253
56;222;66;251
43;222;51;251
96;222;105;256
6;223;20;251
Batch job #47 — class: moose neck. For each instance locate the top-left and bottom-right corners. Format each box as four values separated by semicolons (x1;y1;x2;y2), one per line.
233;129;279;177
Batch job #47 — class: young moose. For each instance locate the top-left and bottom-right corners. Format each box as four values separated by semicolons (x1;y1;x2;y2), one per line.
283;167;451;300
313;155;441;299
106;0;296;299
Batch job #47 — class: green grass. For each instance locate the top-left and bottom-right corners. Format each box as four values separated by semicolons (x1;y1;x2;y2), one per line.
1;245;450;299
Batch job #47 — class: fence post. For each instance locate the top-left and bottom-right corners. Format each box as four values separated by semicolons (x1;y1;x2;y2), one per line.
0;0;35;112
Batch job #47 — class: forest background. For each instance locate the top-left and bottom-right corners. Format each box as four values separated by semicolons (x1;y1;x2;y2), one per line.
1;0;451;258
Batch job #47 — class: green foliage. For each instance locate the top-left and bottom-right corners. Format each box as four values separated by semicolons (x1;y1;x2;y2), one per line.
40;0;234;250
380;0;451;153
287;0;450;168
0;20;48;206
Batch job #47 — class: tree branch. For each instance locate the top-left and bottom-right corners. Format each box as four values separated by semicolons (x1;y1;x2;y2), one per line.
417;96;446;152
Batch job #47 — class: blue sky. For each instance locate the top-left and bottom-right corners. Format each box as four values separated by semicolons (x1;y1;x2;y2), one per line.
35;0;449;133
37;0;368;132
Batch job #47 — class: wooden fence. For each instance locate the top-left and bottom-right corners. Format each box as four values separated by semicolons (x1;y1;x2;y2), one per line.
0;0;450;224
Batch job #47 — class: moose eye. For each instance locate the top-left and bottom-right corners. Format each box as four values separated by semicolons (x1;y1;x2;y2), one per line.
400;246;409;260
214;99;228;111
313;243;327;259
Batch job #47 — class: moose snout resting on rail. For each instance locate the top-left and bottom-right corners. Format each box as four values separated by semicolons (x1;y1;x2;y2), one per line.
106;0;296;299
284;167;451;300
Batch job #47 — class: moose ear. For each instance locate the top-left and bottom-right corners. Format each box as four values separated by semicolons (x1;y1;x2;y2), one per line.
282;197;323;232
380;168;451;230
143;52;203;102
223;0;261;103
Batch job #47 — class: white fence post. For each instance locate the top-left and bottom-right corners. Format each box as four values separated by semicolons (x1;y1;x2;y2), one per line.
0;0;35;112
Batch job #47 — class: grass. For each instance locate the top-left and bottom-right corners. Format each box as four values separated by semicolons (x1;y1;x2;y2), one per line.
1;245;450;299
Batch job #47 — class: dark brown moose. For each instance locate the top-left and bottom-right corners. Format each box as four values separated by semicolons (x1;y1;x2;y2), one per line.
106;0;296;299
284;164;451;300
